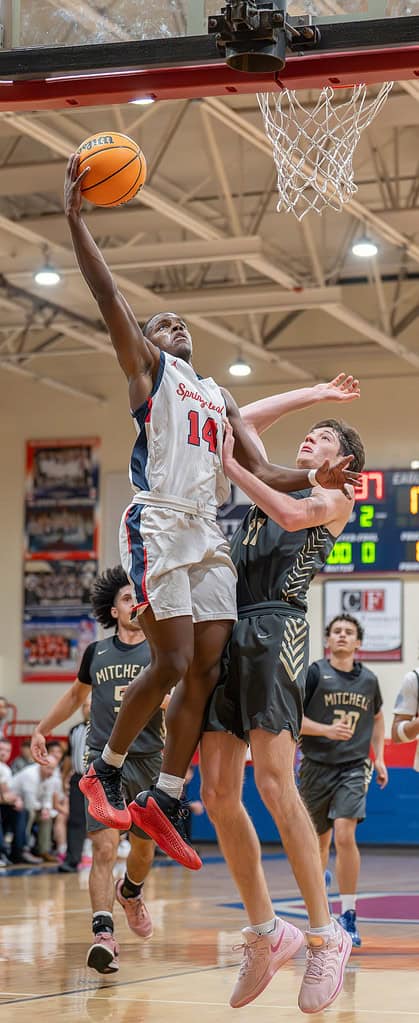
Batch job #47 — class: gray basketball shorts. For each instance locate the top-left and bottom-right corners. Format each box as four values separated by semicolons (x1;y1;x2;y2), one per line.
204;604;309;744
299;756;374;835
85;748;162;839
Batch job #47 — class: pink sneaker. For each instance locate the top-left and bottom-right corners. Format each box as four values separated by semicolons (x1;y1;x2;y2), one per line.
115;879;153;939
230;918;304;1009
86;931;120;974
298;920;352;1014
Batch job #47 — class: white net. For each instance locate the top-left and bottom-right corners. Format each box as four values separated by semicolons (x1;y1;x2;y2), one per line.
257;82;393;219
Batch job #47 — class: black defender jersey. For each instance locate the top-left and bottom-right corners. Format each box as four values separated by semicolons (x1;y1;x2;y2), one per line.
78;635;165;756
301;657;382;765
231;493;335;613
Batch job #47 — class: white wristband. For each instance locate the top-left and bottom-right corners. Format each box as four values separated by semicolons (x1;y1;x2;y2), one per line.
307;468;318;488
397;720;411;743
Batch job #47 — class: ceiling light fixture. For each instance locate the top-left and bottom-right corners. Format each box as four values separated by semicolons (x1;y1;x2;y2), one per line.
129;96;155;105
229;355;251;377
351;237;378;259
34;254;61;287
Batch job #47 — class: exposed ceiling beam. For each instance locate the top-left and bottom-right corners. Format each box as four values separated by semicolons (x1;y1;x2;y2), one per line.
327;303;419;371
203;97;419;267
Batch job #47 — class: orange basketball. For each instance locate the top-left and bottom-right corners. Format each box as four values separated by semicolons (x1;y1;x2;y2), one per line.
76;131;147;207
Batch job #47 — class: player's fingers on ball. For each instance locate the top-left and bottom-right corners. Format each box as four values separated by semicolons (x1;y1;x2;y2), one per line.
77;166;90;184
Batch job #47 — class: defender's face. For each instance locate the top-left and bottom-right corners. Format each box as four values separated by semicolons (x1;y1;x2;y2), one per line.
296;426;341;469
112;585;145;636
0;742;11;763
327;621;361;657
145;312;192;363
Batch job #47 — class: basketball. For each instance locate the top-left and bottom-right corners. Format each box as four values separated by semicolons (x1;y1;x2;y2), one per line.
76;131;147;207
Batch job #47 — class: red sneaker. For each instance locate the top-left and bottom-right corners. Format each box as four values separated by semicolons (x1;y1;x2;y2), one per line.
128;788;202;870
79;761;131;831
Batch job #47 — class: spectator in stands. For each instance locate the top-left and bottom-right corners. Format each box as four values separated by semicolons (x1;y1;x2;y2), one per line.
0;738;41;865
11;740;34;775
59;696;91;873
11;742;66;862
0;697;9;740
392;665;419;770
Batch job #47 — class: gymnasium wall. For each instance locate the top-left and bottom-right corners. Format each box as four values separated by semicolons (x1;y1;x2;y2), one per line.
0;368;418;734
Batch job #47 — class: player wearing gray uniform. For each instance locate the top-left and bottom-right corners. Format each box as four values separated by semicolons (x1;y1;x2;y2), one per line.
201;415;365;1015
32;567;165;975
300;614;387;947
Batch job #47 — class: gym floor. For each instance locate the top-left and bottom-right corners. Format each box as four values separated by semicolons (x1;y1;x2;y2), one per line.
0;846;418;1022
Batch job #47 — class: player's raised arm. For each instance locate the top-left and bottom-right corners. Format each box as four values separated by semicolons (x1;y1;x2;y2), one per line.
223;389;360;497
64;154;160;409
222;419;354;533
240;374;360;436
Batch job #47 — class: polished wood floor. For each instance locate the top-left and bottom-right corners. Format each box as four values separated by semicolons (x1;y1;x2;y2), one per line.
1;848;419;1022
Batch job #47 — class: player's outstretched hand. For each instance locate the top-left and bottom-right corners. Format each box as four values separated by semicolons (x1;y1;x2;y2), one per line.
31;730;51;766
316;373;360;403
64;153;90;217
315;455;361;499
375;759;388;789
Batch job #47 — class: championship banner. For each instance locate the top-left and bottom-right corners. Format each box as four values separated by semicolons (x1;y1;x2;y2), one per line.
23;438;100;682
323;579;403;662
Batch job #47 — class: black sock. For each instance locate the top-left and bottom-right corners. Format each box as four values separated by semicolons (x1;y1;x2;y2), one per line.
121;873;143;899
92;912;114;936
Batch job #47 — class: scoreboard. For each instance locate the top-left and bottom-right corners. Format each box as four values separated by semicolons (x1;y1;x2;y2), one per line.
324;469;419;574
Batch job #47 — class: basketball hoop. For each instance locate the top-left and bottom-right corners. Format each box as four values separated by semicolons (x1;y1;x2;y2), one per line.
257;82;393;219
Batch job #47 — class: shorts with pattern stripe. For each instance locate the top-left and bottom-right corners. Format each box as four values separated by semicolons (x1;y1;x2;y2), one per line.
85;749;162;839
299;756;374;835
204;606;309;743
119;502;237;623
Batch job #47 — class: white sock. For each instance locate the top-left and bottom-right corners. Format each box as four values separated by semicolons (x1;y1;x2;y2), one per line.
57;844;67;855
309;921;336;938
157;772;185;800
102;743;127;769
341;894;356;914
93;911;113;921
250;916;278;936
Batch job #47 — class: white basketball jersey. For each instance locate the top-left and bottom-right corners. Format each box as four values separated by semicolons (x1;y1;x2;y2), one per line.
129;352;230;513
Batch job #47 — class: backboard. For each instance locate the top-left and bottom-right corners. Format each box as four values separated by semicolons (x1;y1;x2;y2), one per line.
0;1;418;110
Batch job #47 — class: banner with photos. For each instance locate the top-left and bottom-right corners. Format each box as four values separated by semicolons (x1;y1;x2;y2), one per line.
23;439;100;682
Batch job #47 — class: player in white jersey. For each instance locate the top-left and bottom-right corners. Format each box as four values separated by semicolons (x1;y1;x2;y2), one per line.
65;154;360;868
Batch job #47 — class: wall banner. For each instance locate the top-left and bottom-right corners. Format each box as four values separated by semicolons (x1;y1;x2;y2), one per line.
23;439;100;682
323;579;403;661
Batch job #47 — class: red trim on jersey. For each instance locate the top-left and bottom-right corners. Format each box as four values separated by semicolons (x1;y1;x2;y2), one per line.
142;545;149;604
145;398;152;424
124;506;132;555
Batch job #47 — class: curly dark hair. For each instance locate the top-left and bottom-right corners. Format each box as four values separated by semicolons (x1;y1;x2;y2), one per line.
326;614;364;642
90;565;130;629
311;419;365;474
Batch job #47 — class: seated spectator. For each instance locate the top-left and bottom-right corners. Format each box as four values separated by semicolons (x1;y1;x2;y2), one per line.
11;742;66;863
0;738;41;865
11;740;34;775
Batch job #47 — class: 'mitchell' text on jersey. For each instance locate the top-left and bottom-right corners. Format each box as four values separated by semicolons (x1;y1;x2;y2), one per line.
95;662;142;684
129;353;230;512
323;691;372;711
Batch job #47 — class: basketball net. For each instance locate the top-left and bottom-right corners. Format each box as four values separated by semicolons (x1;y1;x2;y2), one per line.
257;82;393;220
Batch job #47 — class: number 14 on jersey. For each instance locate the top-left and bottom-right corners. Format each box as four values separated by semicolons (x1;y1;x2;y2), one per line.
187;410;218;454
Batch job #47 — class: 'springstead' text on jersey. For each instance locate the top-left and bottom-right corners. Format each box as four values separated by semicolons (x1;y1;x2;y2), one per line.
129;352;230;511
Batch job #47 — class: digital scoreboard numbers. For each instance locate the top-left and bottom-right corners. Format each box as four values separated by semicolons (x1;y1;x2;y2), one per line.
324;470;419;574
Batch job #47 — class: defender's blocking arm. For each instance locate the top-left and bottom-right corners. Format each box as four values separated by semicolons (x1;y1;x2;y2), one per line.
223;389;360;498
240;374;360;436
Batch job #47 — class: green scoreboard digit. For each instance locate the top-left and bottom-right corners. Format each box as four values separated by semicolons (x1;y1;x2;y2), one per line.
324;470;419;574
